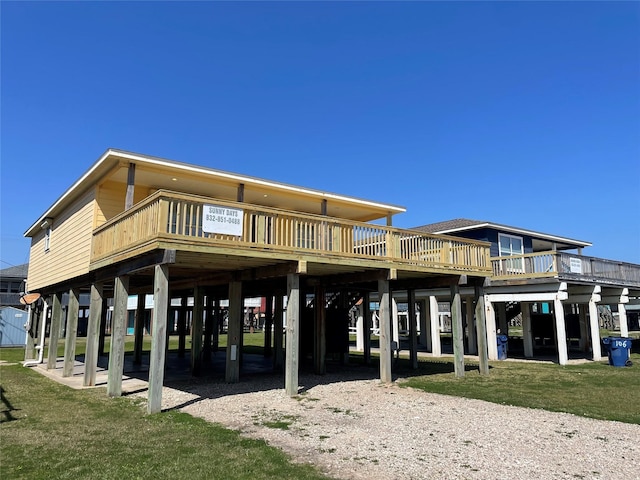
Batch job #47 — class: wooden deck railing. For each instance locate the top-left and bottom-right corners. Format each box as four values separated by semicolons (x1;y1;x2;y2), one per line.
91;190;491;274
492;251;640;287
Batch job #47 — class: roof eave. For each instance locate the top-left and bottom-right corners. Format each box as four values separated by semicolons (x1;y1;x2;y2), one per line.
24;148;406;237
435;222;592;249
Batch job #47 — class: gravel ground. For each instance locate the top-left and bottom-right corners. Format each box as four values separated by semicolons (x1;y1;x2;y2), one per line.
143;369;640;480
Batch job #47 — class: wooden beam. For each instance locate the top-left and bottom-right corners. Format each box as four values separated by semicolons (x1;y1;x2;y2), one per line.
408;289;418;369
388;268;397;281
47;293;63;370
450;285;465;378
177;296;187;358
487;292;568;303
314;285;326;375
203;293;214;360
83;283;103;387
429;296;441;356
589;296;602;361
485;297;498;360
237;183;244;202
168;261;298;291
226;280;243;383
24;305;37;361
393;275;466;293
191;286;204;376
125;162;135;209
264;295;273;357
63;288;80;377
618;304;629;337
285;274;300;396
474;286;489;375
392;297;400;348
273;293;284;371
465;298;477;355
554;298;568;366
297;260;307;275
98;294;108;357
148;264;169;414
213;296;222;352
378;279;392;383
108;275;129;397
133;293;146;365
578;304;589;351
418;299;428;349
304;269;387;288
363;291;371;365
521;302;534;358
355;299;364;352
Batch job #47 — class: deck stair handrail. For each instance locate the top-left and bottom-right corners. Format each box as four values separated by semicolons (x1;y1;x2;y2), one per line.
91;190;491;274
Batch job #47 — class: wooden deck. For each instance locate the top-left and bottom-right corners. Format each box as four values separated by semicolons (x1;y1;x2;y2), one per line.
90;190;491;278
491;251;640;287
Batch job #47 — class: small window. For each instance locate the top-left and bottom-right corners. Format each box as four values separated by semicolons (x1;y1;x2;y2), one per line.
44;226;51;252
498;233;524;272
499;233;523;256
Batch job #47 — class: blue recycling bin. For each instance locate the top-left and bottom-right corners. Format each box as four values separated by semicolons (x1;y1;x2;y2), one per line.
496;334;508;360
602;337;633;367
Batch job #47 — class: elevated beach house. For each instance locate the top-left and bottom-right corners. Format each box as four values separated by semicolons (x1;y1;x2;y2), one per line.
414;219;640;365
23;149;491;412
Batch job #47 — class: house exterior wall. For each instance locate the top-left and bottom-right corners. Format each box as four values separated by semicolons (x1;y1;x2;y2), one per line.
27;188;97;291
95;179;149;226
443;228;534;257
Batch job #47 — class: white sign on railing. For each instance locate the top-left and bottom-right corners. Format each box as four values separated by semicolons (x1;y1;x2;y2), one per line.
569;257;583;274
203;204;244;236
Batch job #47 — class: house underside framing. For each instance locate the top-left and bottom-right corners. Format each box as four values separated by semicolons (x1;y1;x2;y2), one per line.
25;246;492;414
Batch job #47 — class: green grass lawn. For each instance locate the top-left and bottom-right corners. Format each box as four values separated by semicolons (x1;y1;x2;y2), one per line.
2;330;638;480
0;356;331;480
2;332;270;364
399;352;640;424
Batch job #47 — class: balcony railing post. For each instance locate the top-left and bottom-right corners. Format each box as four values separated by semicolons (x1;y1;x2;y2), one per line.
158;197;169;235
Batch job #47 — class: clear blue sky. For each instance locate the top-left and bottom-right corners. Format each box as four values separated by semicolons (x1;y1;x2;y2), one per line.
1;1;639;267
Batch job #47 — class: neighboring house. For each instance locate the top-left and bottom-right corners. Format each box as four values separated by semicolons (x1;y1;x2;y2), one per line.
23;149;492;413
0;264;28;309
0;265;30;347
413;219;640;365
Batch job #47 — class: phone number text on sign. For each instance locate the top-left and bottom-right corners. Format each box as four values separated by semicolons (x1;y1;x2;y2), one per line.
202;205;244;236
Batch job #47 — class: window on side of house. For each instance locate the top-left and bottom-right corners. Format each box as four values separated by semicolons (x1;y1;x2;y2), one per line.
498;233;524;272
44;226;51;252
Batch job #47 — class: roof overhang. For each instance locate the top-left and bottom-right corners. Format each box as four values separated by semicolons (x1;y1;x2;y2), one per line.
433;222;591;251
25;149;406;237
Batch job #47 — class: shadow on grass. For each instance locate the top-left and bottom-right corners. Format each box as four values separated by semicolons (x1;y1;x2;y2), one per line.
0;385;21;423
123;346;485;412
67;336;487;413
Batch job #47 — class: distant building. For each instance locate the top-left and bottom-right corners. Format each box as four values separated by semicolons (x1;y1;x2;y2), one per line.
0;264;28;309
414;219;640;364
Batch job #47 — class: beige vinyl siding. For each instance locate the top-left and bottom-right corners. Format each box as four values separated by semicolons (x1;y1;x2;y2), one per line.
95;180;148;227
27;189;96;291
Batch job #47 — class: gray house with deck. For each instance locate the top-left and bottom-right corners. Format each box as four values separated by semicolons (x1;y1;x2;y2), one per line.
413;219;640;364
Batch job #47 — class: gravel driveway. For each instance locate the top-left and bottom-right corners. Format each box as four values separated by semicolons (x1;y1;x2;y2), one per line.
147;369;640;480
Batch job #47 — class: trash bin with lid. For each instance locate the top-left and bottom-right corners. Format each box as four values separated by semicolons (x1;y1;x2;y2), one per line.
602;337;633;367
496;334;508;360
